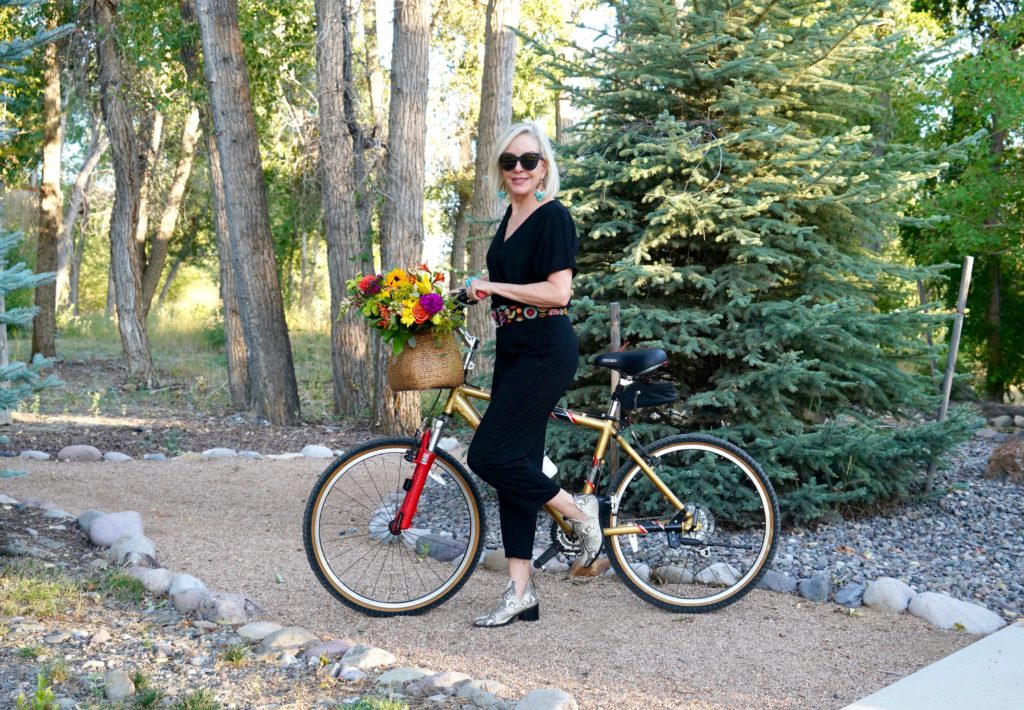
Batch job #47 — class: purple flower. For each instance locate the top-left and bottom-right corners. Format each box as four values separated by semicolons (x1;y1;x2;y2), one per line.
419;292;444;316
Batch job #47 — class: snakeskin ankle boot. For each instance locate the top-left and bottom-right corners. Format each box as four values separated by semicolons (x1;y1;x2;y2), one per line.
473;579;540;627
568;493;603;568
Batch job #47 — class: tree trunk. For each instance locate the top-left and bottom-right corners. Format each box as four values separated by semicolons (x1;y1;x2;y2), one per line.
371;0;431;435
141;107;200;315
179;0;250;409
133;110;164;262
984;113;1007;402
69;208;90;316
94;0;156;386
316;0;373;418
32;39;63;358
57;118;107;310
0;297;9;425
196;0;301;424
466;0;519;345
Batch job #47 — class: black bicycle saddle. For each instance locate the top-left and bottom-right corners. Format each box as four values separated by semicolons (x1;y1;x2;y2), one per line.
590;349;668;376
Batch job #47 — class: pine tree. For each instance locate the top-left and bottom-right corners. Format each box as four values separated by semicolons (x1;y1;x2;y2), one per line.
0;0;67;422
549;0;977;524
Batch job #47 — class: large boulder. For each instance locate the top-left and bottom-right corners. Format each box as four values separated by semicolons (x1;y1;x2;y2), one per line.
863;577;915;613
908;592;1007;634
198;592;262;625
985;436;1024;483
57;445;102;462
89;511;144;547
107;534;157;566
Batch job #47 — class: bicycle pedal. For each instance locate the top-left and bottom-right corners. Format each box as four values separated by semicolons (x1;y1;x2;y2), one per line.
532;545;559;569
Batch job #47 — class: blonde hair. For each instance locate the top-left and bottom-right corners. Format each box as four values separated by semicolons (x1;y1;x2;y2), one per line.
487;122;560;201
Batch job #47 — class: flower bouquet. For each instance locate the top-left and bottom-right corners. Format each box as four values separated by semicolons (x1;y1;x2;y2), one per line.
345;264;466;391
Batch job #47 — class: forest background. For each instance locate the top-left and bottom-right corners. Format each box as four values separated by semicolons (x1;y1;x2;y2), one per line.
0;0;1021;525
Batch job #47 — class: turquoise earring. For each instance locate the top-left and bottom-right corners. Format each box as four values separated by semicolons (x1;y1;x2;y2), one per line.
534;186;546;202
497;188;507;200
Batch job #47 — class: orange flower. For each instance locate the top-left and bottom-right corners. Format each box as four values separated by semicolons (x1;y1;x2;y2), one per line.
412;302;430;324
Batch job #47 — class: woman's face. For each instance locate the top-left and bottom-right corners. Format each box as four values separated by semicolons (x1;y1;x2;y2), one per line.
499;133;547;201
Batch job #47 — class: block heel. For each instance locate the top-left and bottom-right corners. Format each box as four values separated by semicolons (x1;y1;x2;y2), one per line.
517;604;540;622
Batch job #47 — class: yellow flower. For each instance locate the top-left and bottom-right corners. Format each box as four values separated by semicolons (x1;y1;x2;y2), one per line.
400;298;418;326
384;268;408;290
416;274;433;294
431;313;443;325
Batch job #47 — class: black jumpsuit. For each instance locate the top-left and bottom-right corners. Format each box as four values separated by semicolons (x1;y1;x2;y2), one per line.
466;200;579;560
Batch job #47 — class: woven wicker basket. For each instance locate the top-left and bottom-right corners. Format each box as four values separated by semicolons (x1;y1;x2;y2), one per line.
386;333;465;391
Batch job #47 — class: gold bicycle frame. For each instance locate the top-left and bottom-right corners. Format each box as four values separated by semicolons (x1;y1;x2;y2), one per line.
441;383;685;538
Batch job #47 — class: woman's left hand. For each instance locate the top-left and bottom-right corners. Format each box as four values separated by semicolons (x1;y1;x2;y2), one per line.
468;279;490;300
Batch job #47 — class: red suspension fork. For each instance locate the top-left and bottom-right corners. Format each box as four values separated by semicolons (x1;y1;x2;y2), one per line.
389;430;436;533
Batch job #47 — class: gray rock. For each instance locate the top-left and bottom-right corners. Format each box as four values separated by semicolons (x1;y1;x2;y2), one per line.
756;569;797;593
172;588;209;614
1015;415;1024;428
258;627;321;655
168;573;206;596
57;444;102;462
515;689;578;710
107;533;157;565
104;670;135;700
202;447;238;458
458;680;511;704
77;509;106;533
127;567;175;594
301;639;355;660
19;450;51;460
43;508;73;519
696;562;740;586
43;632;71;644
650;565;693;584
412;532;466;562
341;644;396;670
89;511;144;547
376;667;434;687
237;621;283;642
408;671;473;697
908;592;1008;634
863;577;915;613
834;582;865;608
630;562;652;583
0;494;17;505
56;698;76;710
542;561;570;574
238;450;263;459
266;452;303;460
482;549;509;572
991;415;1013;428
89;629;112;645
974;428;1001;440
798;573;832;603
143;453;167;462
199;592;262;625
301;445;334;459
1;542;33;557
339;666;366;682
103;452;132;462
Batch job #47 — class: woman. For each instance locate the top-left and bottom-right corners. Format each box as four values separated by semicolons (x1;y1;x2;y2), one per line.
465;122;602;628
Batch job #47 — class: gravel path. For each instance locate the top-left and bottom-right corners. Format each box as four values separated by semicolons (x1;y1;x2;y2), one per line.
1;453;986;710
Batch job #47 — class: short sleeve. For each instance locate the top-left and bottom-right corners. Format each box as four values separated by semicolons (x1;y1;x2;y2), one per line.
532;203;578;278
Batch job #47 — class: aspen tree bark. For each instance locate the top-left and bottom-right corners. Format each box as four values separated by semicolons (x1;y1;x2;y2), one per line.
467;0;519;344
195;0;301;424
94;0;157;386
316;0;373;417
180;0;250;409
57;119;106;309
32;39;62;358
372;0;431;434
141;107;200;315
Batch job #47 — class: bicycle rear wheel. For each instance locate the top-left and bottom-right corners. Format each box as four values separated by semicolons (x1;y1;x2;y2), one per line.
304;438;485;616
605;433;779;613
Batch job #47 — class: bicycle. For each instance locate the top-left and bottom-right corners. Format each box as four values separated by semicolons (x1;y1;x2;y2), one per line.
304;313;780;617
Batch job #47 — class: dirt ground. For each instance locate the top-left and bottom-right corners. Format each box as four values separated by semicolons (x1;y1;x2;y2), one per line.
2;451;975;710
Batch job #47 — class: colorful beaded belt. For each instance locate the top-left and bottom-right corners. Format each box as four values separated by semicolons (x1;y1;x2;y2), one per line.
491;304;569;327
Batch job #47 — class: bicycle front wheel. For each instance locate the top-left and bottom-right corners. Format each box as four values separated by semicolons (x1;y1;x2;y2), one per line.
304;438;485;616
605;434;779;613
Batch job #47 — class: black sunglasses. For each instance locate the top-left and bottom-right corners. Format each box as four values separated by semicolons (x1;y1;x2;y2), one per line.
498;152;543;172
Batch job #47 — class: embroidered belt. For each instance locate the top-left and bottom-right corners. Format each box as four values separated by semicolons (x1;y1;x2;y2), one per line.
491;305;569;327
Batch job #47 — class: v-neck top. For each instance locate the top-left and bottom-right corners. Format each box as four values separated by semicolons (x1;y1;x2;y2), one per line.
485;200;579;310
